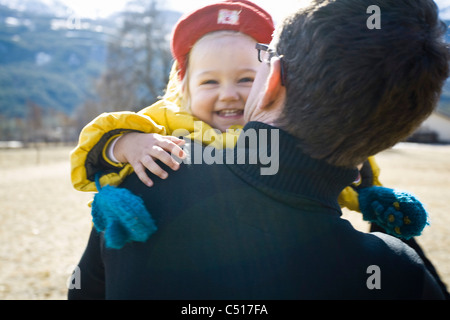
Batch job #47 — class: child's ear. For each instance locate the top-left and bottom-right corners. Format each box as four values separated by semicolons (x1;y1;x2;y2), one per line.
259;57;285;110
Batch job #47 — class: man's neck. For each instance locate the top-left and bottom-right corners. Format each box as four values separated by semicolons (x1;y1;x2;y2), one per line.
225;122;359;213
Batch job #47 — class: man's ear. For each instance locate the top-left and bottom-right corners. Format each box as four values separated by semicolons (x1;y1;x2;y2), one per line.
259;57;285;110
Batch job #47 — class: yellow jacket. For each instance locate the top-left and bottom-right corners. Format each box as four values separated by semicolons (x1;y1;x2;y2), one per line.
70;101;242;192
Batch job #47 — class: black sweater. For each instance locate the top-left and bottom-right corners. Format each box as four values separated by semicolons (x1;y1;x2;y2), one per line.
69;122;444;300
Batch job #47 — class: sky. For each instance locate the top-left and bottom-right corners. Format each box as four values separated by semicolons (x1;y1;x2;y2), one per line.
56;0;450;21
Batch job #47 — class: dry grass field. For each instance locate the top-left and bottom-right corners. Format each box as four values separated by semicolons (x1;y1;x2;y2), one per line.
0;143;449;300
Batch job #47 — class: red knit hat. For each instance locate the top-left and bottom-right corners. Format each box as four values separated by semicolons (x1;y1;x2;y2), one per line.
171;0;275;80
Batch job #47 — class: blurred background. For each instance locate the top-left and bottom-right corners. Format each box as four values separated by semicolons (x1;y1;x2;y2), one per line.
0;0;296;144
0;0;449;144
0;0;449;299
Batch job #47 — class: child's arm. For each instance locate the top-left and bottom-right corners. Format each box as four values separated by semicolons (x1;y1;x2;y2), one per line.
339;157;429;240
70;101;187;192
338;156;382;212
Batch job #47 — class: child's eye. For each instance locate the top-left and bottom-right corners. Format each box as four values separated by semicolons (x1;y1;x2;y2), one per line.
238;77;254;84
200;79;218;85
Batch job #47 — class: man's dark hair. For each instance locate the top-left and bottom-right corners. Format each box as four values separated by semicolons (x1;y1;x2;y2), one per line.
274;0;449;167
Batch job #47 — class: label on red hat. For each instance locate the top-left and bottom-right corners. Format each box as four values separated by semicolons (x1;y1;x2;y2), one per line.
217;9;240;25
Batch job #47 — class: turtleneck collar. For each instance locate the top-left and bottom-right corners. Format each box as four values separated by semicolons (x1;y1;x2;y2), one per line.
225;121;358;213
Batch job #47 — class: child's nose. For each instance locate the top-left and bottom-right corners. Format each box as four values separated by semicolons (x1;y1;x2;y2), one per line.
219;84;239;101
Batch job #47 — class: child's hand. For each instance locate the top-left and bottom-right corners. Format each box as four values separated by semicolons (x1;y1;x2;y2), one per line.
114;132;187;187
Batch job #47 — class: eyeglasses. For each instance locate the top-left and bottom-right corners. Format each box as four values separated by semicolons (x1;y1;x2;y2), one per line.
256;43;277;63
255;43;286;86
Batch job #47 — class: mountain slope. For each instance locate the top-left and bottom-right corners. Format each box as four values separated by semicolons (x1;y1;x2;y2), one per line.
0;3;112;118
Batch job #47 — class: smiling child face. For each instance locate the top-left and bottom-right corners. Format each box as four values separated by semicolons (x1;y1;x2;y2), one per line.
186;32;260;132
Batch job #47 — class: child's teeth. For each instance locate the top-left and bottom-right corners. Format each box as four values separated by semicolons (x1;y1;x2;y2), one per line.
219;109;242;116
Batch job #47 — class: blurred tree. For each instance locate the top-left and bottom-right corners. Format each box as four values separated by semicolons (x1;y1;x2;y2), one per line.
79;0;173;122
26;100;44;143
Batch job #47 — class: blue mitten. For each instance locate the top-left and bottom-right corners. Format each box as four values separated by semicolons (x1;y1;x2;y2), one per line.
358;186;429;240
91;174;157;249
